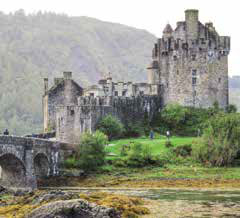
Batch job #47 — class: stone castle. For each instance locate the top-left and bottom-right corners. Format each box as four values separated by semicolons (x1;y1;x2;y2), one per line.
147;9;230;108
42;9;230;143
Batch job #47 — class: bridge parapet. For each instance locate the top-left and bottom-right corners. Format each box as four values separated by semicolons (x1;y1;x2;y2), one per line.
0;135;75;190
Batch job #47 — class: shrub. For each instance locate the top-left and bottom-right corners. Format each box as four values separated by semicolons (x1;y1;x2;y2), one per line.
76;131;108;171
96;115;124;140
226;104;237;113
165;140;173;148
124;122;145;138
192;113;240;166
64;157;77;169
152;104;222;136
173;144;192;157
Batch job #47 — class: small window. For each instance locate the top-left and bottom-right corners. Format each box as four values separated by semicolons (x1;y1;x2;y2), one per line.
193;90;197;97
173;55;177;61
192;78;197;86
218;78;221;83
122;91;127;96
192;69;197;76
140;91;144;95
191;54;196;61
115;91;118;96
90;93;94;97
70;109;75;116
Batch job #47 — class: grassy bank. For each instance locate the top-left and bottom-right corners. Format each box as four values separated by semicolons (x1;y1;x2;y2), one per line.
105;135;195;157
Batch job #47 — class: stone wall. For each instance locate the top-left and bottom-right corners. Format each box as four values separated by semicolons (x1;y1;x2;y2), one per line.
148;9;230;109
56;96;162;143
43;76;83;132
0;135;75;189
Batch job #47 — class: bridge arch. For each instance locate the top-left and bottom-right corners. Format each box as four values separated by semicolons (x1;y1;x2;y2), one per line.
34;153;50;179
0;153;26;188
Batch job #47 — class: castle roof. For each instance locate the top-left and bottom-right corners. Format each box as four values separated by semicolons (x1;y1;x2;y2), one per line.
163;24;173;34
43;79;83;97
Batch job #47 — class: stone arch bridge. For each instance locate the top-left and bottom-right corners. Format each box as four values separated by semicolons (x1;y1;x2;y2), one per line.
0;135;73;190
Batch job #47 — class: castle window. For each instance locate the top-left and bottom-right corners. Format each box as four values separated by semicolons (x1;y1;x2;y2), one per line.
173;55;177;61
115;91;118;96
192;78;197;86
90;93;94;97
122;91;127;96
191;54;196;61
70;109;75;116
218;78;222;83
192;69;197;76
201;38;205;44
192;70;197;86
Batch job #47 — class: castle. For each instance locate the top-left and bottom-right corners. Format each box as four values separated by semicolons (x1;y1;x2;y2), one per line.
42;9;230;143
147;9;230;108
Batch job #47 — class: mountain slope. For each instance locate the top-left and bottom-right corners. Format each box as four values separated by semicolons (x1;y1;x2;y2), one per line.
0;10;156;135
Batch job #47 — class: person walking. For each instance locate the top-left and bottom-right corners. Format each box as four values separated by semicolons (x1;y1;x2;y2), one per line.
166;130;170;141
150;129;154;140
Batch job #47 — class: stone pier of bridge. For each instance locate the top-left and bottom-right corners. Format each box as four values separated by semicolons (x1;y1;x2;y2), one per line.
0;135;73;190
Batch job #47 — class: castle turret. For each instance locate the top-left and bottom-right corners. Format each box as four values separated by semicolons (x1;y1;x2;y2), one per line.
185;9;199;40
163;24;173;39
63;71;72;80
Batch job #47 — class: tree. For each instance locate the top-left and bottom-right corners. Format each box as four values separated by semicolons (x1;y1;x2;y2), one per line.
192;113;240;166
76;131;108;171
96;115;124;140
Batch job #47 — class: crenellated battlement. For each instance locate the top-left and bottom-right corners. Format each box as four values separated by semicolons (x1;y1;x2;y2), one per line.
148;9;230;109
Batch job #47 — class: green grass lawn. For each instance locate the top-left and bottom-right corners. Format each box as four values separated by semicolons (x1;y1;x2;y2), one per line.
105;135;196;157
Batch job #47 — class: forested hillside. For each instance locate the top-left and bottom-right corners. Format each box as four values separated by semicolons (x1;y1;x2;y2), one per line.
0;10;239;135
0;10;156;135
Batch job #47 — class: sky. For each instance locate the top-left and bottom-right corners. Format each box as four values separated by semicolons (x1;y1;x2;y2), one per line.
1;0;239;76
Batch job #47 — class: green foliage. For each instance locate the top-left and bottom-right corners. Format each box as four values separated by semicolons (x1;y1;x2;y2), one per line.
76;131;108;171
173;144;192;157
124;122;145;138
96;115;124;140
192;113;240;166
165;140;173;148
0;10;156;135
153;104;222;136
64;157;77;169
226;104;237;113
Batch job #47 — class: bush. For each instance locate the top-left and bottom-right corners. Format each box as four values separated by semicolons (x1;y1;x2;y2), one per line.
152;104;222;136
226;104;237;113
64;157;77;169
124;122;145;138
165;140;173;148
76;131;108;171
96;115;124;140
192;113;240;166
173;144;192;157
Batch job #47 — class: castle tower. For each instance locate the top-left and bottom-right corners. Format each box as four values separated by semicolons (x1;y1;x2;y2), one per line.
185;9;199;41
148;9;230;109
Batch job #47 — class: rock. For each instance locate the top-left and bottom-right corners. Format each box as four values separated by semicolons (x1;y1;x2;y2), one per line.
27;199;121;218
59;169;85;177
33;191;79;204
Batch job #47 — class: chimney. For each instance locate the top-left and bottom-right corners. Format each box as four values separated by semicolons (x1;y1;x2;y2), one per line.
63;71;72;80
185;9;199;40
44;78;48;95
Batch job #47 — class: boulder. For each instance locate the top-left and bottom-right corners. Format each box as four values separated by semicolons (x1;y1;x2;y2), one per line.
27;199;121;218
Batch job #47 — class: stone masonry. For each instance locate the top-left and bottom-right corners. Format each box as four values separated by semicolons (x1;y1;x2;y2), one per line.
147;9;230;108
0;136;73;189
